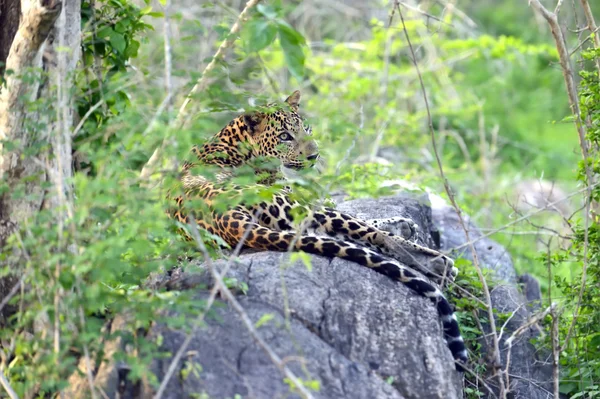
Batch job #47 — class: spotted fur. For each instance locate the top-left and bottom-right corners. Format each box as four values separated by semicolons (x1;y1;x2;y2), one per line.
169;90;468;369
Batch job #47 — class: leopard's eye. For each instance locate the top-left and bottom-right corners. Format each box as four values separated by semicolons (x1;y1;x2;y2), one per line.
278;132;292;141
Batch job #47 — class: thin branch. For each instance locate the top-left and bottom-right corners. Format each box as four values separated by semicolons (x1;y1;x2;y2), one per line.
568;26;600;57
185;219;315;399
77;298;97;399
551;307;560;399
526;0;594;354
504;303;557;348
152;268;221;399
154;209;305;398
72;79;140;137
450;181;599;252
579;0;600;74
399;1;452;25
0;273;27;313
394;2;504;390
0;369;19;399
139;0;263;180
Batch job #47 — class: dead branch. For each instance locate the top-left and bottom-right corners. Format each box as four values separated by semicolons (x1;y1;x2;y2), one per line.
139;0;263;181
504;303;557;348
579;0;600;74
525;0;594;355
551;307;560;399
393;3;504;392
0;369;19;399
526;0;590;162
450;181;599;252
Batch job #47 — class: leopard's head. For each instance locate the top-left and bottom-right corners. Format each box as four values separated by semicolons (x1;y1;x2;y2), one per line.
244;90;319;170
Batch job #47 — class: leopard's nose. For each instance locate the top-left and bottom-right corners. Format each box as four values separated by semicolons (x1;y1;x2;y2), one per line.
307;153;319;161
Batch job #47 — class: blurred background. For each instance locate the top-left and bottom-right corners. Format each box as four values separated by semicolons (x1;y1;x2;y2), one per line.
95;0;599;289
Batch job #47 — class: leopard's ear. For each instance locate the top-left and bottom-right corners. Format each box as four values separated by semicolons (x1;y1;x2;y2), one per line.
284;90;301;110
242;111;267;136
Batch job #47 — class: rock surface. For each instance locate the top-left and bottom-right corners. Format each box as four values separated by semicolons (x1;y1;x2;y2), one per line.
430;198;553;399
141;194;464;399
146;251;462;399
70;193;553;399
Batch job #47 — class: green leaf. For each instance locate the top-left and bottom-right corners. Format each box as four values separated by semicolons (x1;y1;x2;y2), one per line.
243;20;277;52
290;251;312;272
257;4;278;19
277;24;306;80
108;31;127;53
254;313;275;328
125;40;140;58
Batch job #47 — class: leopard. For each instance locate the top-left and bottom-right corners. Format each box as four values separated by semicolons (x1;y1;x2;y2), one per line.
169;90;468;370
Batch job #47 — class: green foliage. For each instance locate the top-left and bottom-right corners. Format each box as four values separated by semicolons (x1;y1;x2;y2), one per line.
0;154;200;394
541;48;600;398
4;0;600;397
241;4;307;79
447;258;489;399
76;0;154;167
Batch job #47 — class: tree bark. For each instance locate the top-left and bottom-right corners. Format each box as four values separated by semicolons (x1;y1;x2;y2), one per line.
0;0;21;76
0;0;80;321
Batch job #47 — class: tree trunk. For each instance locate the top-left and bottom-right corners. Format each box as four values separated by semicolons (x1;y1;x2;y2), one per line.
0;0;80;321
0;0;21;76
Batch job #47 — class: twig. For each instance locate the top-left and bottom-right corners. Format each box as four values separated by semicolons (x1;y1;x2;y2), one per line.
457;362;499;399
450;182;599;252
498;304;524;391
0;369;19;399
568;26;600;57
77;298;97;399
187;220;315;399
579;0;600;74
152;269;220;399
551;306;560;399
141;92;174;138
0;273;27;313
71;79;140;137
162;0;173;121
497;304;524;345
153;210;293;399
394;1;505;389
399;1;452;25
139;0;263;180
504;303;557;348
526;0;594;355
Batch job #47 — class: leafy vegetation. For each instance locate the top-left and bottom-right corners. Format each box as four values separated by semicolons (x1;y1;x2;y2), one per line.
2;0;600;397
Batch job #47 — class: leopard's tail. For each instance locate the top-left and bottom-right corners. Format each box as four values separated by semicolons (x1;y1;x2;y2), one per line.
285;234;468;370
223;215;468;370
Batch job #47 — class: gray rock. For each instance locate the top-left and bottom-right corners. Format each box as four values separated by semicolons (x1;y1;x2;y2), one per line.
74;194;552;399
335;193;440;250
144;251;462;399
519;273;543;312
430;199;553;399
334;194;554;399
431;202;517;284
486;284;553;399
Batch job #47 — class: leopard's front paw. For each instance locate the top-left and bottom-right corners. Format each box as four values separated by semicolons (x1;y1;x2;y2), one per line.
427;254;457;286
